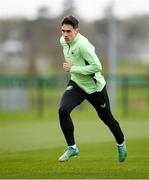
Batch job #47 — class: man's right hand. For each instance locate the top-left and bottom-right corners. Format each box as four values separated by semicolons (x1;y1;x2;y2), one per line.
63;62;72;72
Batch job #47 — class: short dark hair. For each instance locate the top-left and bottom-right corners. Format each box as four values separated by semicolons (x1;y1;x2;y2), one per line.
61;15;79;29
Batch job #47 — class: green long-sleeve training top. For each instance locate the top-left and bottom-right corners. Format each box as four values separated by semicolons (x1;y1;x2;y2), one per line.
60;33;106;94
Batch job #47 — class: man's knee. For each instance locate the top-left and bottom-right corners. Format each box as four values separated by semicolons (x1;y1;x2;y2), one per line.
58;106;70;118
101;115;118;127
98;111;116;125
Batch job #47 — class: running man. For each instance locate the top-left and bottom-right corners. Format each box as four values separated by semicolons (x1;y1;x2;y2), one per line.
58;15;127;162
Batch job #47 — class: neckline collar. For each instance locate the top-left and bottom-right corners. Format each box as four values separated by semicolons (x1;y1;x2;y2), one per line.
68;33;80;46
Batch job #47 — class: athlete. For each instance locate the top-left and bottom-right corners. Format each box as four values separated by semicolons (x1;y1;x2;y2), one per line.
58;15;127;162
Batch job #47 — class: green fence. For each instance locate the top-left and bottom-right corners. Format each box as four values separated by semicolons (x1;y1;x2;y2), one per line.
0;75;148;119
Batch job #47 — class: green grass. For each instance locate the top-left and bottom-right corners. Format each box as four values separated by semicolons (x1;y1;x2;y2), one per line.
0;119;148;179
117;59;149;75
0;139;148;179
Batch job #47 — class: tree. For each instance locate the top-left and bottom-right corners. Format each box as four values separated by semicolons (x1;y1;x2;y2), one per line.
37;6;50;19
62;0;76;16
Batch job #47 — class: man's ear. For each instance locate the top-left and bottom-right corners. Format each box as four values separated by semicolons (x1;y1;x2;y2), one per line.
76;28;80;33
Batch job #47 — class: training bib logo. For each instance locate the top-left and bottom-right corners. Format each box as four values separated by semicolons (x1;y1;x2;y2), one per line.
66;85;73;91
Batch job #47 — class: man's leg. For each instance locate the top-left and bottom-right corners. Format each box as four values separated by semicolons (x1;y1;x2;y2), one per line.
58;80;85;161
86;86;127;162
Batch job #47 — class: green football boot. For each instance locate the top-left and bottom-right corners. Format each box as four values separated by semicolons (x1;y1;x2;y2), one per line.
58;147;79;162
117;143;127;162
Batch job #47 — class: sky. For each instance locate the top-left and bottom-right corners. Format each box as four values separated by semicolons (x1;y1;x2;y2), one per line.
0;0;149;21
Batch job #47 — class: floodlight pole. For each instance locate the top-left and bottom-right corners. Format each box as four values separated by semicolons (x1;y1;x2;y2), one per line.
106;3;117;111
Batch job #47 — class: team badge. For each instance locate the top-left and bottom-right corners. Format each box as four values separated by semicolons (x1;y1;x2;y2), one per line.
66;85;73;91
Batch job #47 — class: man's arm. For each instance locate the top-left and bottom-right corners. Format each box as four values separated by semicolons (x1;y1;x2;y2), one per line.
70;43;102;75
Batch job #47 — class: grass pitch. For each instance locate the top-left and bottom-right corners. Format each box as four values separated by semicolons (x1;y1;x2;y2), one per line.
0;139;148;179
0;118;149;179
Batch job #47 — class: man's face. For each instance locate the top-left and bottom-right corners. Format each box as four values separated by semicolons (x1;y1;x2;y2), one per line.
61;24;79;43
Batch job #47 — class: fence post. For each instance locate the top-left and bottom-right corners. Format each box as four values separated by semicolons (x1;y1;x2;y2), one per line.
121;77;128;118
37;77;44;118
